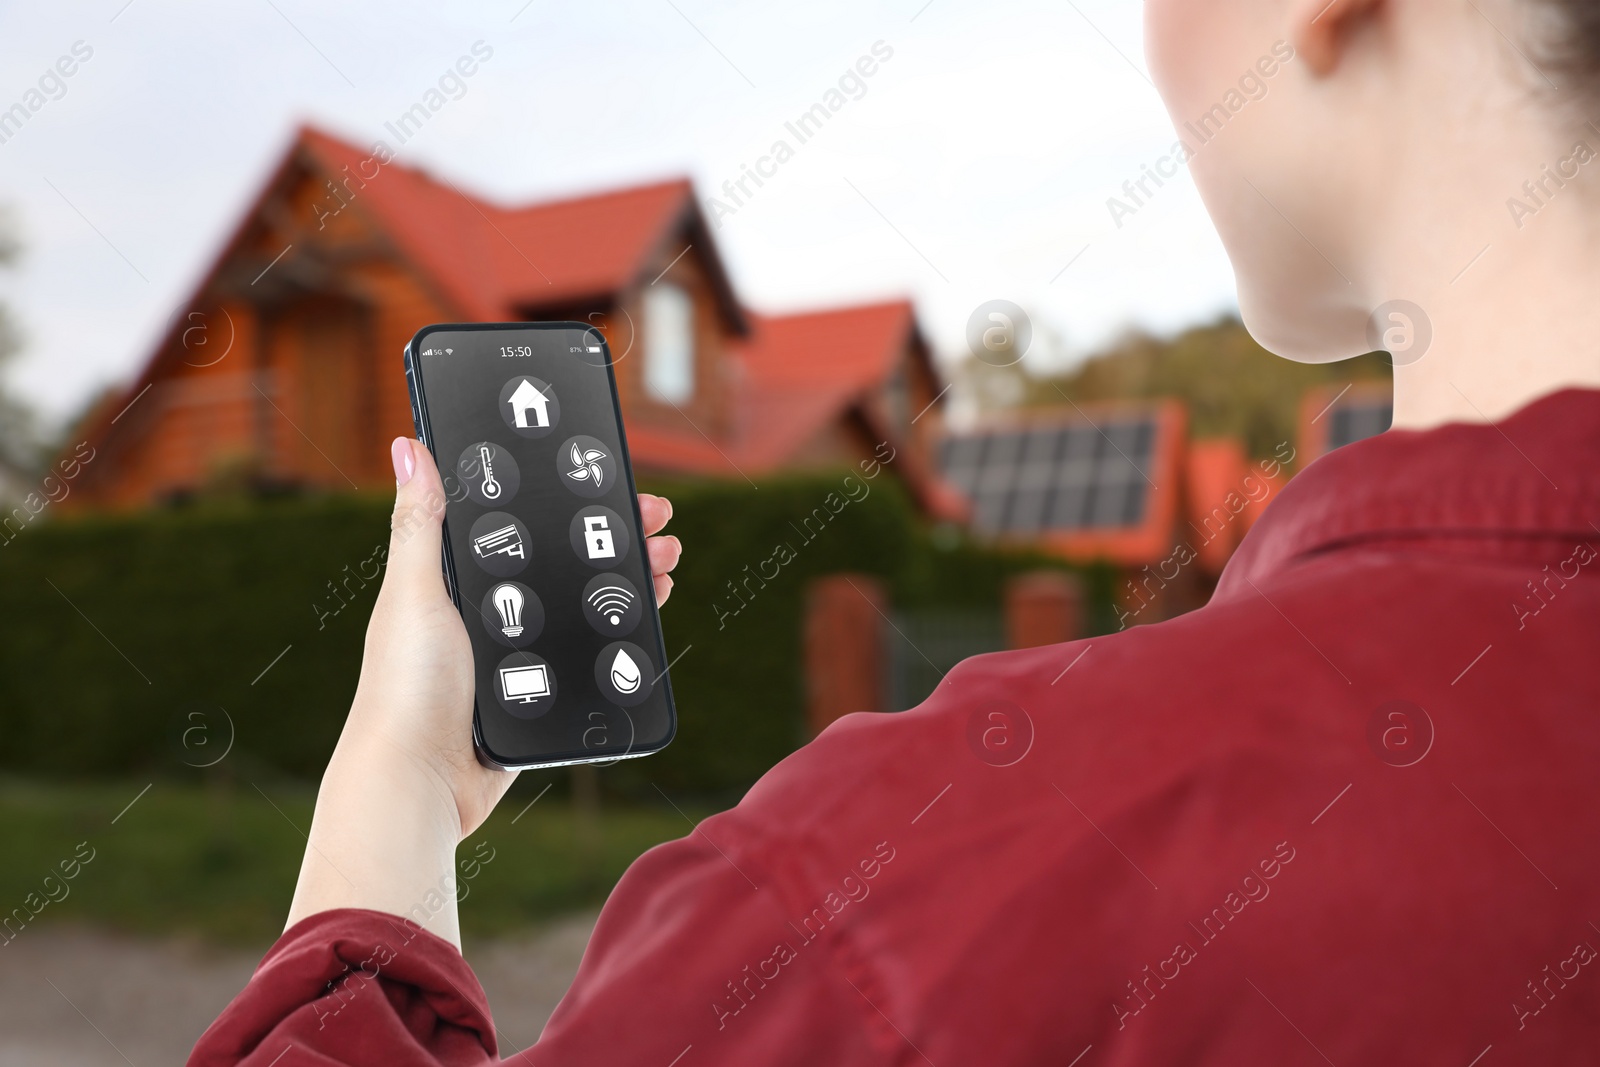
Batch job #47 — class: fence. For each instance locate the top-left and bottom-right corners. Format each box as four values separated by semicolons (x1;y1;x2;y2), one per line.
805;570;1085;733
885;607;1005;711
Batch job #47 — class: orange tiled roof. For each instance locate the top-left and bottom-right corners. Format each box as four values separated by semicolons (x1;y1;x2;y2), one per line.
623;299;963;513
734;302;916;468
299;126;696;320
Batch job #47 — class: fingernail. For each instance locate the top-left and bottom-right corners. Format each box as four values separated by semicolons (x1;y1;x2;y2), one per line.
391;438;416;486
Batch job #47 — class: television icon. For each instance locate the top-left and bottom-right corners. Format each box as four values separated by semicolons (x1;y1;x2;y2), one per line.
499;663;551;704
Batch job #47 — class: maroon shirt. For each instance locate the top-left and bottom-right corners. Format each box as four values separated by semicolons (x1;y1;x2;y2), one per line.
193;388;1600;1065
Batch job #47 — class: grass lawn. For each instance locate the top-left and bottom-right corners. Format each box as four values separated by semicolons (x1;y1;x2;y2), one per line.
0;776;714;947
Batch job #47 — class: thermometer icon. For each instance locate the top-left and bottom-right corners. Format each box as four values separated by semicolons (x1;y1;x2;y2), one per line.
479;444;502;500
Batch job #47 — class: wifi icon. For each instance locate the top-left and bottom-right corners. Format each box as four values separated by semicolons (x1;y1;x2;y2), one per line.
586;583;636;627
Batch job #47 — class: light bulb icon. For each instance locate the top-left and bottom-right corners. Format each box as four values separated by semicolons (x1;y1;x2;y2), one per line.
492;583;524;638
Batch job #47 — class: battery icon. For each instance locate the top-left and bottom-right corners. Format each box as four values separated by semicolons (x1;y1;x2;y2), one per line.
586;345;602;353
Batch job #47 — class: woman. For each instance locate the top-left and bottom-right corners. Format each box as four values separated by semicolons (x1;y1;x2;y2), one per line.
194;0;1600;1062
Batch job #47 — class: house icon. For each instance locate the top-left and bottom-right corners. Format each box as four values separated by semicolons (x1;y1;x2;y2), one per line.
508;379;552;429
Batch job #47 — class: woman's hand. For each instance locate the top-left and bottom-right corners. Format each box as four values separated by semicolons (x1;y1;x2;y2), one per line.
283;438;681;946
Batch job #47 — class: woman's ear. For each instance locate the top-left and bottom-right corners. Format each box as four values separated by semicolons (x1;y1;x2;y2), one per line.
1292;0;1384;76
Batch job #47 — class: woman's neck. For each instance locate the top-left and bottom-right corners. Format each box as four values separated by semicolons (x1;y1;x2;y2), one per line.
1382;154;1600;430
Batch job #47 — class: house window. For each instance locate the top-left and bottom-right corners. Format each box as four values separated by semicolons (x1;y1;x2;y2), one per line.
885;366;911;429
644;284;694;403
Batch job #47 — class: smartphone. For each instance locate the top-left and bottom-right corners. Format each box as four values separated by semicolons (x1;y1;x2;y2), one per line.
403;322;676;770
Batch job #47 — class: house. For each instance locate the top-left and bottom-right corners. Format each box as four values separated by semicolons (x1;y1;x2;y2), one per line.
937;402;1289;624
65;125;957;513
1298;382;1392;462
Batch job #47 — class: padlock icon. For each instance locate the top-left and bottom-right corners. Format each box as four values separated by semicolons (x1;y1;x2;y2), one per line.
584;515;616;559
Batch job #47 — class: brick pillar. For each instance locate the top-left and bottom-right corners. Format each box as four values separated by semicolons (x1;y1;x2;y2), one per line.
1005;570;1081;650
803;574;887;735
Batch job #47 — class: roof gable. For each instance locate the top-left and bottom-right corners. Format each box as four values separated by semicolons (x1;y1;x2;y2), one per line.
721;300;916;465
297;126;740;326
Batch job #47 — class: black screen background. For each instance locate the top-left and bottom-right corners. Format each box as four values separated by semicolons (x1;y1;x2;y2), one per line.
412;323;674;767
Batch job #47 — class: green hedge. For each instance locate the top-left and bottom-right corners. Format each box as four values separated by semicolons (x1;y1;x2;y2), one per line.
0;472;1107;796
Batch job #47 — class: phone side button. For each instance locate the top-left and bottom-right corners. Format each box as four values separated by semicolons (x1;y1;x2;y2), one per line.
407;378;423;437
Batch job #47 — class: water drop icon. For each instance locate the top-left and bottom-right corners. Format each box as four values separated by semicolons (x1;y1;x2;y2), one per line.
609;649;642;694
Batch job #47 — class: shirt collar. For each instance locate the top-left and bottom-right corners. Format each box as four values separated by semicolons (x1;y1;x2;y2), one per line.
1214;387;1600;600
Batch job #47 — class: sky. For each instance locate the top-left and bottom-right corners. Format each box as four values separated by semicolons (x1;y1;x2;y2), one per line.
0;0;1238;431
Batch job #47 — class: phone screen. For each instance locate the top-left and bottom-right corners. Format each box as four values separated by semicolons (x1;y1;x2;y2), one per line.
405;322;675;769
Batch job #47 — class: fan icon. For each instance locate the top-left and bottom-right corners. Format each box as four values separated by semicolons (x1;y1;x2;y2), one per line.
566;441;609;489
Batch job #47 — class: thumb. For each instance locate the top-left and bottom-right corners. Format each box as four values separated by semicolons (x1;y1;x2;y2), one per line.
385;437;450;602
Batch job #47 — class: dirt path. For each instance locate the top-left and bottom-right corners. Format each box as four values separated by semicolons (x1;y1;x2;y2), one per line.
0;914;597;1065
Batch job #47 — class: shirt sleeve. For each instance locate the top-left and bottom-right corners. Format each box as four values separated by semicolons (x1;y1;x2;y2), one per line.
190;823;888;1066
528;820;889;1064
187;907;498;1065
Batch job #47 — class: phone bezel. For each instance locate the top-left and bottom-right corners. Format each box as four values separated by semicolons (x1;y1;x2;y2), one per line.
403;321;677;771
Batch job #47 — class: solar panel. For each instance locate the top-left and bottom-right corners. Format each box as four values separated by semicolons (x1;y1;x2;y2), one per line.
1327;399;1392;452
939;414;1159;536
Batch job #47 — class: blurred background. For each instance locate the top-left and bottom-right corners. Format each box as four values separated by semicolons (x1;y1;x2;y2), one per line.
0;2;1394;1062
